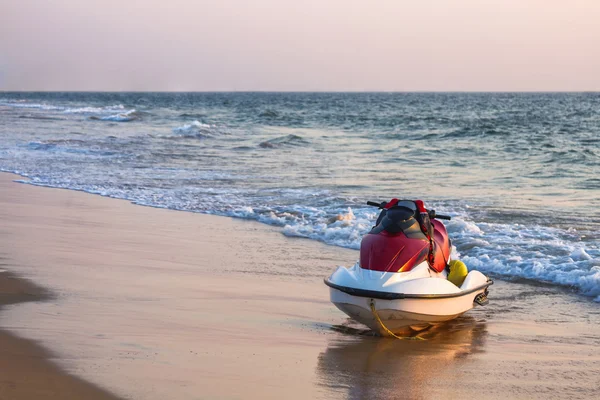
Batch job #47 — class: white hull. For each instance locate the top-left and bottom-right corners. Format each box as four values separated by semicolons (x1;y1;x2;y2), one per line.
326;262;492;335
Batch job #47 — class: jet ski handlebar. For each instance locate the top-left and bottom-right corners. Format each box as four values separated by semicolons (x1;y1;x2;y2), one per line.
366;201;452;220
429;210;452;220
366;201;387;208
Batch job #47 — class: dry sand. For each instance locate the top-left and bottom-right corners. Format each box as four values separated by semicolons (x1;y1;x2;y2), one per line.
1;172;599;400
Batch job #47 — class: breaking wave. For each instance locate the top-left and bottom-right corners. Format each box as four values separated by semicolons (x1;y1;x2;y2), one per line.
1;100;135;120
63;105;126;114
90;109;140;122
170;121;225;139
447;218;600;301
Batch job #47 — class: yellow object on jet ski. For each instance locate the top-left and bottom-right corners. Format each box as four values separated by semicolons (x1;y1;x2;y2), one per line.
448;260;468;287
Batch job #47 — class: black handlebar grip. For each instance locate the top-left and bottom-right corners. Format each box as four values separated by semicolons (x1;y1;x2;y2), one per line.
366;201;384;208
435;214;452;220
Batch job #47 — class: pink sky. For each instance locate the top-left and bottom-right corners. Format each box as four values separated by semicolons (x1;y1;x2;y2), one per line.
1;0;599;91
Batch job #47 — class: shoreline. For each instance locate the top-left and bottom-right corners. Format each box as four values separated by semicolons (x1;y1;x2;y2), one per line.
1;172;599;400
0;173;122;400
0;171;359;399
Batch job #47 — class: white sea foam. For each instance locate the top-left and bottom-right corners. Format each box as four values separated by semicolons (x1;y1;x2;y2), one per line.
4;168;599;301
63;105;125;114
281;207;372;249
221;207;600;300
172;121;214;137
4;156;600;302
0;101;129;116
447;217;600;300
173;121;211;131
570;248;592;261
98;109;138;122
8;162;600;302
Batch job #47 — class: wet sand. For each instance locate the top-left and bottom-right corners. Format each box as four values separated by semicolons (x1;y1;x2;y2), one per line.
0;271;121;399
1;172;599;399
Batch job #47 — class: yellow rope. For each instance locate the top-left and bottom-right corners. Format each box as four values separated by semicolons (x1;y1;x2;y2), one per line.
369;300;425;340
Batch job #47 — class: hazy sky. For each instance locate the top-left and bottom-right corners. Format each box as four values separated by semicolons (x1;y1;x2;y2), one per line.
1;0;599;91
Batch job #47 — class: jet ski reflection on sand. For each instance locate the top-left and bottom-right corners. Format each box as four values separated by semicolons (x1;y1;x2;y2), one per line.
324;199;493;336
318;316;488;399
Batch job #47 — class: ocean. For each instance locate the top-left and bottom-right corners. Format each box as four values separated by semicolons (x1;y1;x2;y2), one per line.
1;92;599;300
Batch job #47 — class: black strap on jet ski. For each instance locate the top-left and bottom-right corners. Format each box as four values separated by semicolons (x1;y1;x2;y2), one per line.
415;200;435;269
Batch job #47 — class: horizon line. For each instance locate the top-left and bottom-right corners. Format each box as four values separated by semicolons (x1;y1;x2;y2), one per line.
2;90;600;94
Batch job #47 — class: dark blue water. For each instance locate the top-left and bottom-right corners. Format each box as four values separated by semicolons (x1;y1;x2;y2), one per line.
1;92;599;299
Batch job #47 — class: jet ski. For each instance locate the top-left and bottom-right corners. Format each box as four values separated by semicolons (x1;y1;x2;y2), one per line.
324;199;492;336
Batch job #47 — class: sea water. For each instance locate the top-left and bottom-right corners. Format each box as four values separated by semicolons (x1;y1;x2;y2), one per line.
1;92;599;300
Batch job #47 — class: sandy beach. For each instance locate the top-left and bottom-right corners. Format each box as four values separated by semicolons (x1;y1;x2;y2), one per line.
1;172;599;400
0;269;121;399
